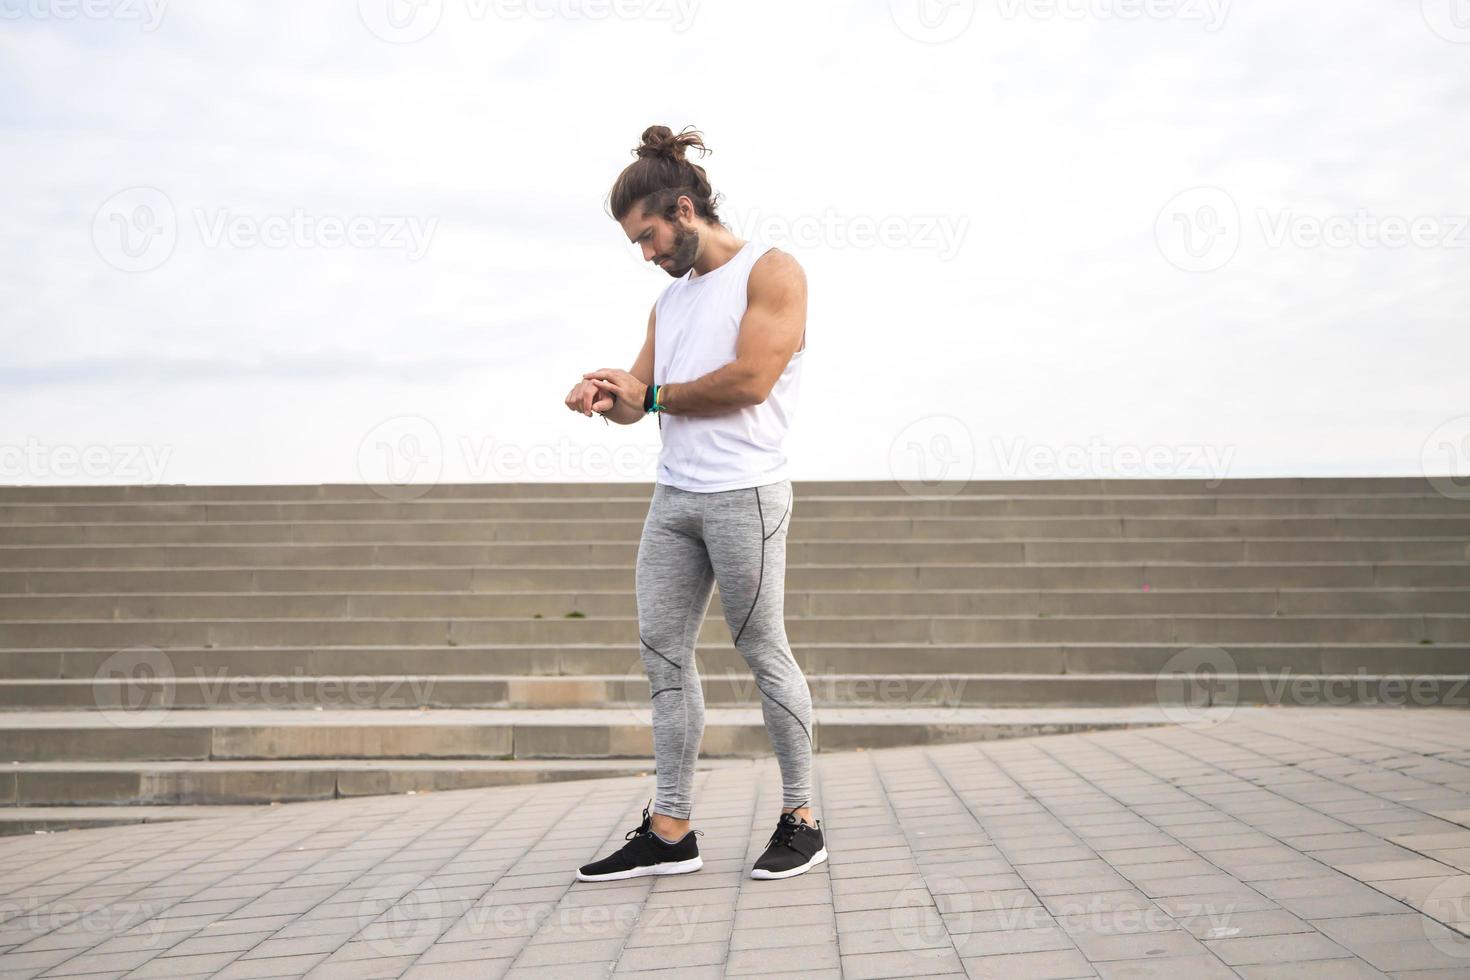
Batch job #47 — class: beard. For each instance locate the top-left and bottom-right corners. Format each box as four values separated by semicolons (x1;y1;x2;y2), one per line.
659;222;700;278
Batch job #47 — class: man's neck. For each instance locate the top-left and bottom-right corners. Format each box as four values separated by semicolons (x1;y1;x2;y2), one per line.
690;231;747;278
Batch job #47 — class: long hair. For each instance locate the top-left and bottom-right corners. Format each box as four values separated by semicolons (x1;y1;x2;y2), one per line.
607;124;723;225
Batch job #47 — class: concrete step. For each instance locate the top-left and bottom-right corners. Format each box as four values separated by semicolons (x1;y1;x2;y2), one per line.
0;476;1457;503
12;586;1470;622
3;642;1465;679
4;537;1468;570
0;804;267;835
5;491;1470;523
8;515;1470;545
4;587;1469;620
4;673;1466;711
0;706;1186;762
6;562;1469;594
1;612;1463;648
0;758;724;807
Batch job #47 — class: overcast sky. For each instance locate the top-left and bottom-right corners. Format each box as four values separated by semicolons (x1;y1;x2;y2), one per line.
2;0;1467;489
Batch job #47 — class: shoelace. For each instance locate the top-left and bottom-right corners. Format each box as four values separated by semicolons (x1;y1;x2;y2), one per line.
766;819;801;851
625;805;653;842
766;801;814;851
624;802;703;845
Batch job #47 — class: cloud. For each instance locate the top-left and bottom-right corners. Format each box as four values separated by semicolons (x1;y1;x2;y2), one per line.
1;0;1466;482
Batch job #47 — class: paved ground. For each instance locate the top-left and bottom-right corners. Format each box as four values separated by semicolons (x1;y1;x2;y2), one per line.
2;711;1469;979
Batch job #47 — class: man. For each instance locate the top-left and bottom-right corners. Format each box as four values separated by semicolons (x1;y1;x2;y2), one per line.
562;125;822;882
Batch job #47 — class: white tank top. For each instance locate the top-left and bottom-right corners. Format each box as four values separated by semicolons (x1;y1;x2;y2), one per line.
653;239;806;492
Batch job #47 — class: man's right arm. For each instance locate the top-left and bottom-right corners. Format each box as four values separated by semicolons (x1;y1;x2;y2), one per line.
605;304;656;425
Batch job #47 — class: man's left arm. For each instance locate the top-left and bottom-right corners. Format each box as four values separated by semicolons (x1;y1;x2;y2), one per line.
659;250;808;417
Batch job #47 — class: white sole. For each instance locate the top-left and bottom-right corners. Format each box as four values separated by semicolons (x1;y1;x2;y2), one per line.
576;855;703;882
750;847;828;880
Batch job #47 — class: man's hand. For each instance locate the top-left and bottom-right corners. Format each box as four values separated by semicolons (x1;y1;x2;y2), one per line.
564;378;614;417
583;368;649;422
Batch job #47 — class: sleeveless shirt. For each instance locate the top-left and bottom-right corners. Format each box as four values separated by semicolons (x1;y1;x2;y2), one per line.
652;239;806;492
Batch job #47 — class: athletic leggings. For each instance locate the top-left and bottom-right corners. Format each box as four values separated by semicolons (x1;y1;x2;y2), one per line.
635;477;813;819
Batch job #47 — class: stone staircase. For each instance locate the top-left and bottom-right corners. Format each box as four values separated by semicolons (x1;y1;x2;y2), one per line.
1;477;1468;833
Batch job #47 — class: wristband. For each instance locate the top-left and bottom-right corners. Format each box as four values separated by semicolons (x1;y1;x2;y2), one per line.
645;384;666;413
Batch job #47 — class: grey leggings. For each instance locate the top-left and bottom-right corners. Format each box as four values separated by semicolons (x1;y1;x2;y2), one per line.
636;477;813;819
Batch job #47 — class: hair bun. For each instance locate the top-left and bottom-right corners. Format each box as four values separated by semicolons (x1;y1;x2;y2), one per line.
634;124;709;162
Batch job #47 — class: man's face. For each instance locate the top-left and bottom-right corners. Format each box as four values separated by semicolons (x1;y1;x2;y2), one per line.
621;201;700;278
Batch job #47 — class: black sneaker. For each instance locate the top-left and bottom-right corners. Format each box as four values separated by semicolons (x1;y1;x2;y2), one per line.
751;811;827;880
576;803;703;882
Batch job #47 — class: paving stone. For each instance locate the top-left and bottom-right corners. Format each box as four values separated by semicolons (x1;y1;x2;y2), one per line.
1;713;1468;978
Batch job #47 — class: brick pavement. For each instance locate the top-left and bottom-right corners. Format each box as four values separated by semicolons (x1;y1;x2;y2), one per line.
2;709;1469;978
